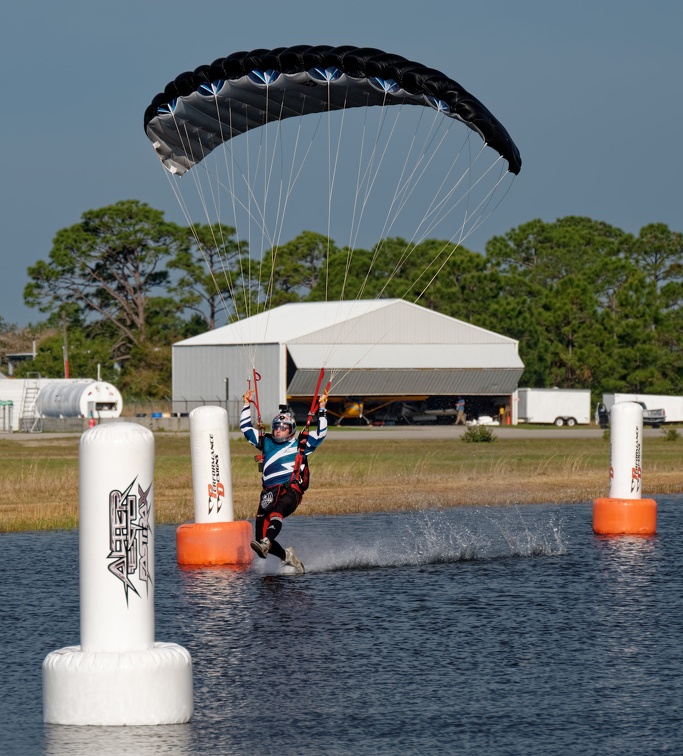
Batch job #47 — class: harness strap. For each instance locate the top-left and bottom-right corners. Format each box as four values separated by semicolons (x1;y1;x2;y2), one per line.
291;368;330;484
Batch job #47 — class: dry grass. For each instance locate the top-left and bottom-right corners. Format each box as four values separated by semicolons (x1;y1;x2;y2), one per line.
0;432;682;532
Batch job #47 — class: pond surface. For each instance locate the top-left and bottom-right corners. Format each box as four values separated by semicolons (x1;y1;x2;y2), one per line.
2;497;682;754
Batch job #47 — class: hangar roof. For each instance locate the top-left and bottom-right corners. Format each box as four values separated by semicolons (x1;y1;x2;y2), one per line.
176;299;518;351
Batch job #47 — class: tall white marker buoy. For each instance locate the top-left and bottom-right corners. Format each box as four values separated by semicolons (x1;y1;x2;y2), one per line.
43;422;193;725
593;401;657;535
176;405;252;565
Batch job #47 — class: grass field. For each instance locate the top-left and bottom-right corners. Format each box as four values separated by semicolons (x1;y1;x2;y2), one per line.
1;431;681;532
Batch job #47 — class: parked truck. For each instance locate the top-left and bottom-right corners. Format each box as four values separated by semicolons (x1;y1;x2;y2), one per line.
516;388;591;426
602;393;683;426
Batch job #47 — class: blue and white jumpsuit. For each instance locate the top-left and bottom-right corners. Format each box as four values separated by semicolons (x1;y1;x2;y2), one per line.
241;403;327;560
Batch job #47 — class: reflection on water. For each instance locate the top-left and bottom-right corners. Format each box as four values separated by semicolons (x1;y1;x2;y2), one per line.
2;497;683;755
45;723;194;756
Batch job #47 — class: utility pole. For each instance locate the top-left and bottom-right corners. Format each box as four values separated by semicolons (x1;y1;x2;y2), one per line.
224;378;230;425
62;311;70;379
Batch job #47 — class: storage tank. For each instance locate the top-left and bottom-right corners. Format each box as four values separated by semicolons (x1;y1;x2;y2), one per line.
35;380;123;418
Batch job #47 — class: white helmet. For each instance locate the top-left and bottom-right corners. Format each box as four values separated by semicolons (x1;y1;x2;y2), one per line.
271;412;296;441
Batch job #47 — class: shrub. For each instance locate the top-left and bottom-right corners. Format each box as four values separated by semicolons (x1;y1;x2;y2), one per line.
462;425;496;443
663;428;681;442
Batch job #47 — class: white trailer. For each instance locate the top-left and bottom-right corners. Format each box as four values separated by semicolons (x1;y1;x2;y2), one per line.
516;388;591;427
602;393;683;424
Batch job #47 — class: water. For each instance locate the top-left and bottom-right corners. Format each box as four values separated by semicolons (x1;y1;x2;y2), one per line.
2;498;683;755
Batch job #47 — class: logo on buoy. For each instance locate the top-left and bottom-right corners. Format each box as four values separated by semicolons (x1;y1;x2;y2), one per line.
631;427;642;494
207;433;224;514
107;478;153;604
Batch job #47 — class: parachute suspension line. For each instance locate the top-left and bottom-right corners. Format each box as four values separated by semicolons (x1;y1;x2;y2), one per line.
269;112;290;253
391;133;485;255
410;165;516;305
319;97;372;365
261;90;306;322
323;106;451;365
163;171;237;328
169;159;261;377
326;81;333;305
259;93;288;328
175;102;257;364
367;115;479;290
350;108;451;313
381;116;457;241
224;105;268;366
347;96;400;259
322;87;353;368
413;165;512;298
337;100;370;303
160;122;252;337
353;105;425;302
325;81;346;306
422;149;509;248
251;107;269;316
267;103;321;296
221;103;255;327
371;137;504;306
335;101;394;306
352;107;451;301
412;131;477;239
345;97;386;257
244;87;290;366
372;106;438;243
320;125;513;380
338;97;402;304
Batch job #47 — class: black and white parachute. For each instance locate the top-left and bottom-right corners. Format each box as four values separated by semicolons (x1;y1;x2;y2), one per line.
144;44;523;394
144;44;521;176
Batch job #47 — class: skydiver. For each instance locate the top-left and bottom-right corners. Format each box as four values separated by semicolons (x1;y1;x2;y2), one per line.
241;389;328;573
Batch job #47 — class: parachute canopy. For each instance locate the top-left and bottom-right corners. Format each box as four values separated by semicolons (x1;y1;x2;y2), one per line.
144;44;521;176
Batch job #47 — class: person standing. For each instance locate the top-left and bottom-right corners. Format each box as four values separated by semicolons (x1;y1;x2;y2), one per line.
455;397;466;425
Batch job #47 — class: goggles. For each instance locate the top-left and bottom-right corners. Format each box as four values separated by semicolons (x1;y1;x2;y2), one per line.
273;422;292;432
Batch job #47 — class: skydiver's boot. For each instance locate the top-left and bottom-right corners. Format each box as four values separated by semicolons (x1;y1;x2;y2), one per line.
282;546;305;574
250;537;271;559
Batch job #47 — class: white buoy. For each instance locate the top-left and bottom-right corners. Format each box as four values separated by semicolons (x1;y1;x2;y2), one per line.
43;422;193;725
176;405;252;565
593;401;657;535
608;401;643;499
190;405;234;523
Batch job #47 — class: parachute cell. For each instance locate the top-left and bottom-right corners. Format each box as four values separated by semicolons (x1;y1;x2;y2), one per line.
144;45;521;176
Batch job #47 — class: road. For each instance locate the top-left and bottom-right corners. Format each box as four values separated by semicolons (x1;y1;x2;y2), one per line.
2;424;666;442
322;425;641;441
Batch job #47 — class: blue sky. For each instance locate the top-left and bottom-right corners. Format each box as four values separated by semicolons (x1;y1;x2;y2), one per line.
2;1;681;326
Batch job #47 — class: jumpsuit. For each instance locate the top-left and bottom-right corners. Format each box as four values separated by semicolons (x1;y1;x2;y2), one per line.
240;404;327;560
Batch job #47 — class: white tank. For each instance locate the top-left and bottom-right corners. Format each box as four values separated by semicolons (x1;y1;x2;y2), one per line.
36;380;123;419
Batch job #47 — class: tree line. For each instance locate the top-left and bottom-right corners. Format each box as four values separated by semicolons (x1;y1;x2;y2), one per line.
1;199;681;400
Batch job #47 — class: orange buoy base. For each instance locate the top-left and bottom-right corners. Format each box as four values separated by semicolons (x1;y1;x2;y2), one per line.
176;520;253;565
592;497;657;535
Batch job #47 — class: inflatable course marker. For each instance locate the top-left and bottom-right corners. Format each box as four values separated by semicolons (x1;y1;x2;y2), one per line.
43;423;193;725
176;406;252;565
593;402;657;535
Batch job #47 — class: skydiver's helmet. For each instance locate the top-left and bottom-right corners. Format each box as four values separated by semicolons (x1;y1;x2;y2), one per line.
271;412;296;442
